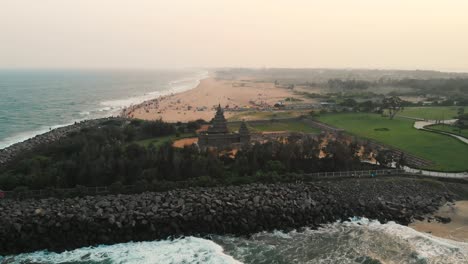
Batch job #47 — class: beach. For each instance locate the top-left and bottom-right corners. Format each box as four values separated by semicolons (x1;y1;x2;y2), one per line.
121;77;308;122
410;200;468;242
0;69;205;149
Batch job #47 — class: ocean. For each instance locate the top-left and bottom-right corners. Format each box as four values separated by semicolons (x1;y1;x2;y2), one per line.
0;69;208;149
1;218;467;264
1;70;467;263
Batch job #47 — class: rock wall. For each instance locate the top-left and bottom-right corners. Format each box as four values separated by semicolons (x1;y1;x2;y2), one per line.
0;178;454;255
0;118;125;166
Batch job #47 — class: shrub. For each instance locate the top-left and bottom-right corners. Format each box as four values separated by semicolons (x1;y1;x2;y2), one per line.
109;181;124;194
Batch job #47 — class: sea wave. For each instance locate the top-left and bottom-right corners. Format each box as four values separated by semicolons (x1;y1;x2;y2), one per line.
213;218;468;264
99;71;209;112
0;71;209;150
0;122;77;150
0;237;241;264
2;219;466;264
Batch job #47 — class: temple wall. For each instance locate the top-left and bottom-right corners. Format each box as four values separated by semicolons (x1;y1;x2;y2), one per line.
198;133;243;149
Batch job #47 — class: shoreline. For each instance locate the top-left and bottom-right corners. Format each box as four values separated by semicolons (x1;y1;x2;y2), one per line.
0;177;458;255
0;117;126;166
0;71;208;150
410;200;468;242
121;77;311;122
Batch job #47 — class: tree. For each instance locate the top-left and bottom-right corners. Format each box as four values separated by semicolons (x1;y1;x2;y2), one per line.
457;107;465;117
340;98;358;108
395;153;407;169
382;96;403;119
455;113;468;134
375;149;394;167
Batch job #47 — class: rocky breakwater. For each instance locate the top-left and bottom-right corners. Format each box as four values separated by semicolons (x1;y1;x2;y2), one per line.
0;178;455;255
0;118;125;166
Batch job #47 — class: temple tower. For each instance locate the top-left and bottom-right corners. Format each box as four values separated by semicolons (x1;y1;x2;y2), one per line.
208;104;229;134
197;105;251;149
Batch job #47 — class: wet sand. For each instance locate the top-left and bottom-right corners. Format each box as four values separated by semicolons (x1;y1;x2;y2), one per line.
410;200;468;242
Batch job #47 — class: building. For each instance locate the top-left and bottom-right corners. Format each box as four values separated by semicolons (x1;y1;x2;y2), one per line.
198;105;250;149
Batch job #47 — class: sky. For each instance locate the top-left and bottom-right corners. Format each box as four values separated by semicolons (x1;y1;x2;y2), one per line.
1;0;468;71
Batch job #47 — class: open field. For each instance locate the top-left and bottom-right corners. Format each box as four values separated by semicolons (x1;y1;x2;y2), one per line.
317;113;468;171
228;110;309;121
428;124;468;138
135;133;194;147
228;120;321;134
398;106;464;120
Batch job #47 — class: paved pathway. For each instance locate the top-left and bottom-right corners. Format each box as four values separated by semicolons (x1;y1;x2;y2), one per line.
411;118;468;145
403;166;468;179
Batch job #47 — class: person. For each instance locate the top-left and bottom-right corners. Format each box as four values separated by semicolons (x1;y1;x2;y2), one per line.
0;189;5;199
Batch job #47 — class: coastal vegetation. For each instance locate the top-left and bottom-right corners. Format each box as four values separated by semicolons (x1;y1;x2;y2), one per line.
227;120;320;134
399;106;464;120
0;119;371;192
228;110;307;121
317;113;468;171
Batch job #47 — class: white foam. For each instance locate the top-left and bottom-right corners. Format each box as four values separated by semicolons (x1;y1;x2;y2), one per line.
363;219;467;260
215;218;468;264
344;217;468;262
0;71;209;150
100;71;209;111
1;237;242;264
0;122;76;149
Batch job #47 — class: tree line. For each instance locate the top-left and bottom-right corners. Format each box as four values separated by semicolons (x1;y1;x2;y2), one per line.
0;120;377;191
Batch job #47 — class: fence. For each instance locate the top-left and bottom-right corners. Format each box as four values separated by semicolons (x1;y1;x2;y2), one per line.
1;169;404;200
301;119;344;133
403;167;468;179
301;169;404;179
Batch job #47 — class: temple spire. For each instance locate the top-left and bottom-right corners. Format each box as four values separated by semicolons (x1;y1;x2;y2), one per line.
208;104;229;134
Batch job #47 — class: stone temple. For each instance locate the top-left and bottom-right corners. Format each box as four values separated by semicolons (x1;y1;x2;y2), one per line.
198;105;250;149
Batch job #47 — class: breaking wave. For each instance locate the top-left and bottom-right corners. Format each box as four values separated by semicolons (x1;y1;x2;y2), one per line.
0;237;240;264
2;218;466;264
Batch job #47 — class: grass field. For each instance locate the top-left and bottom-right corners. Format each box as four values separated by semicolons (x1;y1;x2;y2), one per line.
428;124;468;139
135;133;194;147
228;120;321;134
317;113;468;171
398;106;464;120
228;110;308;121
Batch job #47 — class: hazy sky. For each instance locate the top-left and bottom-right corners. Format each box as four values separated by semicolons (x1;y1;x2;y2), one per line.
1;0;467;71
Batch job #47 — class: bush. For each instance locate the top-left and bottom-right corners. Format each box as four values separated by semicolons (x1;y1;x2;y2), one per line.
192;176;218;187
109;181;124;194
134;180;149;193
13;186;29;193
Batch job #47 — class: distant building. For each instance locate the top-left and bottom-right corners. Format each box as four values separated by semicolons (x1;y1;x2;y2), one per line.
320;102;336;108
198;105;250;149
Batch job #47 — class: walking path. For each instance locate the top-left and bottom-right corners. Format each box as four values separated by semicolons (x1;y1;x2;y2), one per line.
402;116;468;145
403;166;468;179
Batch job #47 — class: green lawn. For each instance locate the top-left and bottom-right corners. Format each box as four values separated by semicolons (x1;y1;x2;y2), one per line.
135;133;194;147
228;120;321;134
228;110;306;121
317;113;468;171
427;124;468;139
398;106;464;120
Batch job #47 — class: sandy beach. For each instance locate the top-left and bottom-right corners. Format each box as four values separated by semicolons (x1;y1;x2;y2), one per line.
121;77;309;122
410;200;468;242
